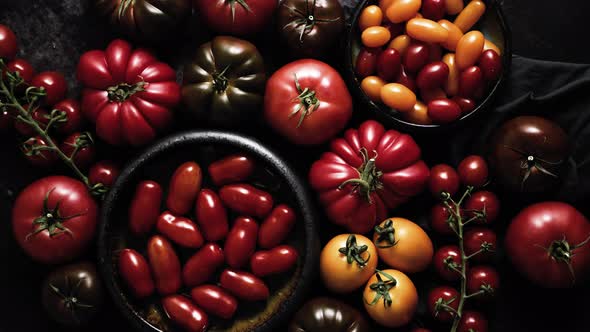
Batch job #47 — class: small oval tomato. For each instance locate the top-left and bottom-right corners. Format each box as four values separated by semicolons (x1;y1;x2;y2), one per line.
458;65;484;98
224;217;259;268
0;24;17;60
219;269;269;301
464;228;497;262
377;48;402;81
157;212;204;248
167;161;202;215
359;5;383;31
183;243;225;288
430;203;455;235
250;245;299;277
458;311;488;332
467;265;499;300
361;26;391;48
429;164;459;198
21;136;58;167
60;132;96;169
452;96;476;114
361;75;386;102
88;160;120;188
31;71;67;106
190;285;238;320
362;269;418;328
433;245;462;281
258;204;296;249
427;286;459;322
427;98;461;124
118;249;154;299
219;184;273;218
373;218;433;273
162;295;208;332
320;234;378;293
208;154;255;186
195;189;229;242
356;47;381;78
128;180;162;235
53;99;83;135
464;190;500;224
147;235;181;295
6;58;34;83
457;155;488;188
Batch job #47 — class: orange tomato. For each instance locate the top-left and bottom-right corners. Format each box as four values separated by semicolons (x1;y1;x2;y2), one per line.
403;101;432;125
373;218;434;273
379;0;395;13
445;0;464;15
454;0;486;32
380;83;416;112
363;269;418;327
388;34;411;55
320;234;378;293
406;18;448;44
386;0;421;24
359;5;383;31
456;30;485;70
361;76;386;102
484;38;502;55
361;26;391;48
442;53;459;96
438;19;463;51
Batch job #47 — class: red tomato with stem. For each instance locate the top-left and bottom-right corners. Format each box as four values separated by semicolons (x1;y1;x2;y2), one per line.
0;108;12;132
12;176;98;264
167;161;202;215
53;99;84;135
219;184;273;218
118;249;154;298
429;164;459;198
467;265;499;300
258;204;296;249
0;24;17;60
427;286;459;322
219;269;269;301
464;228;497;262
195;189;229;241
5;58;34;83
430;203;455;235
60;132;96;169
15;107;49;136
147;235;181;295
433;245;463;281
224;217;259;268
183;243;225;287
31;71;67;106
162;295;208;332
464;190;500;224
194;0;277;36
458;311;488;332
264;59;352;145
250;245;299;277
190;285;238;320
21;136;58;167
208;154;255;186
156;212;204;248
128;180;162;235
88;160;120;187
457;155;488;188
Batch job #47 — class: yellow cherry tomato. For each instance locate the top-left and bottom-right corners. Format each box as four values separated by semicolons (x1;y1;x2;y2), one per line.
363;269;418;328
445;0;464;15
359;5;383;31
320;234;378;293
386;0;422;24
484;38;502;55
403;101;432;125
380;83;416;112
373;218;434;273
406;18;448;44
442;53;459;96
454;0;486;32
361;26;392;48
456;30;485;70
388;34;411;55
438;19;463;51
361;76;386;102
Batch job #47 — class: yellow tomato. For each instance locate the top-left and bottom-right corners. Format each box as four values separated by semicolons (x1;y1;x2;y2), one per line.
361;76;386;102
373;218;434;273
453;0;486;32
363;269;418;327
456;30;485;70
403;101;432;125
386;0;421;24
388;34;411;55
359;5;383;31
320;234;378;293
381;83;416;112
361;26;391;48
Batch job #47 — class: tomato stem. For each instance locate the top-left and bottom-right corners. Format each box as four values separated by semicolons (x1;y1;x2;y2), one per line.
373;219;399;248
289;73;321;128
338;234;371;267
107;81;146;102
339;148;383;203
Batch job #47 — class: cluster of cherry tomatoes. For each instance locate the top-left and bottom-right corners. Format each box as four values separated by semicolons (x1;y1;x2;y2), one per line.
118;156;299;331
356;0;502;125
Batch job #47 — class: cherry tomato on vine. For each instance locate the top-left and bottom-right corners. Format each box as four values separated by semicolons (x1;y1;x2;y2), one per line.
0;24;17;60
433;245;463;281
208;154;256;186
430;203;455;235
5;58;34;83
31;71;67;106
225;217;259;269
157;212;204;248
118;249;155;299
429;164;459;198
195;189;229;242
458;311;488;332
60;132;96;169
167;161;202;215
129;180;162;235
464;190;500;224
457;155;488;188
190;285;238;320
21;136;57;167
219;269;269;301
0;107;12;132
147;235;181;295
183;243;225;288
162;295;208;332
427;286;459;322
88;160;120;187
53;99;83;135
464;228;497;262
15;107;49;136
219;184;273;218
467;265;499;301
250;245;299;277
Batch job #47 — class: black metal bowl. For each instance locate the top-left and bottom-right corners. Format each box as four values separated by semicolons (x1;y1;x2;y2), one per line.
97;130;320;332
345;0;512;134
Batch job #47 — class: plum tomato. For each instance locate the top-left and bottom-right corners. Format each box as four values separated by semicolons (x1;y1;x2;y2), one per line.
147;235;181;295
441;53;459;96
464;190;500;224
219;269;269;301
458;311;488;332
250;245;299;277
361;26;391;48
427;98;462;124
195;189;229;242
430;203;455;235
359;5;383;31
190;285;238;320
429;164;460;197
183;243;225;288
377;48;401;81
445;0;464;15
421;0;446;21
464;228;497;262
478;49;502;81
427;286;459;322
454;0;486;32
452;96;476;114
128;180;162;235
467;265;499;300
156;212;204;248
167;161;202;215
118;249;155;299
396;65;417;91
438;20;463;51
208;154;255;186
258;204;296;249
458;66;484;99
389;34;411;56
361;75;386;102
386;0;421;23
60;132;96;169
433;245;463;281
456;31;485;70
224;217;259;268
405;18;448;44
420;88;446;104
356;47;381;79
416;61;449;91
403;100;432;125
219;184;273;218
403;41;430;73
380;83;416;112
31;71;67;106
457;155;489;188
162;295;208;332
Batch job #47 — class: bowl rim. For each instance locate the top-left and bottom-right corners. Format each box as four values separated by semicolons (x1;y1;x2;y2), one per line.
344;0;513;134
97;130;320;332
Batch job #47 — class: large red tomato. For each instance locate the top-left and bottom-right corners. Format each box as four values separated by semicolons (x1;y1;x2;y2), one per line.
265;59;352;145
195;0;277;36
505;202;590;288
12;176;98;264
76;39;180;146
309;120;430;233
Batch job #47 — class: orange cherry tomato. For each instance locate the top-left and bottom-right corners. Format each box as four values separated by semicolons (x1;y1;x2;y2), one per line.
445;0;464;15
456;30;485;70
414;12;423;19
386;0;421;24
421;87;447;103
403;101;432;125
363;269;418;328
484;38;502;55
373;218;433;273
379;0;395;13
438;20;463;51
362;26;391;48
320;234;378;293
388;34;411;55
359;5;383;31
361;76;386;102
406;18;448;44
380;83;416;112
442;53;459;96
454;0;486;32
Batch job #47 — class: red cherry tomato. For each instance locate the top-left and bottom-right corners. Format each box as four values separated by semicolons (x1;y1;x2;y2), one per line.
183;243;225;288
383;22;405;39
162;295;208;332
157;212;204;248
434;245;462;281
421;0;445;20
377;48;401;81
224;217;259;268
0;108;12;132
147;236;181;295
258;204;296;249
427;286;459;322
118;249;155;299
430;203;455;235
427;98;461;124
15;107;49;136
167;161;202;215
250;245;299;277
128;180;162;235
396;65;417;91
195;189;229;241
190;285;238;320
464;190;500;224
53;99;84;135
416;61;449;90
452;96;476;114
458;311;488;332
458;66;484;98
0;24;17;60
21;136;57;167
429;164;460;197
208;154;255;186
467;265;499;300
31;71;67;106
219;184;273;218
464;228;497;262
60;132;96;169
478;49;502;81
356;47;381;78
403;41;430;73
88;160;120;188
5;58;34;83
457;155;488;188
219;269;269;301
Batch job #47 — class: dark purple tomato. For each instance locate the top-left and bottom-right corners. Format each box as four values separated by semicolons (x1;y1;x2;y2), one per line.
404;41;430;73
459;66;484;98
356;47;381;78
427;98;462;124
417;61;449;90
478;49;502;81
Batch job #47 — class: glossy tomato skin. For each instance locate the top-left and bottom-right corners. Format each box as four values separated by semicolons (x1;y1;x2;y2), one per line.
427;286;459;322
196;0;277;36
195;189;229;241
430;203;454;235
12;176;98;264
147;235;181;295
208;154;255;186
429;164;459;197
224;217;259;268
309;120;429;233
128;180;162;235
505;202;590;288
457;155;488;188
118;249;155;298
467;265;499;300
77;39;180;146
258;204;296;249
21;136;58;167
31;71;67;106
88;160;120;187
265;59;352;145
219;269;269;301
190;285;238;319
183;243;225;287
53;99;83;135
458;311;488;332
433;245;462;281
356;47;381;78
0;24;17;60
464;228;497;262
167;161;202;215
60;132;96;169
464;190;500;224
219;184;273;218
157;212;204;248
162;295;208;332
250;245;299;277
288;297;371;332
6;58;34;83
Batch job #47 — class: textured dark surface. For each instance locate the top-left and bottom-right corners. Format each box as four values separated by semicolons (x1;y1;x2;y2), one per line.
2;0;590;332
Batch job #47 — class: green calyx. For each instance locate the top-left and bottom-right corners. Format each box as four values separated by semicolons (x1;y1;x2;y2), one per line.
374;219;399;248
49;276;93;325
503;145;562;191
338;234;371;268
212;66;230;93
107;81;146;102
338;148;383;203
289;73;320;128
366;270;397;307
229;0;252;22
26;188;85;241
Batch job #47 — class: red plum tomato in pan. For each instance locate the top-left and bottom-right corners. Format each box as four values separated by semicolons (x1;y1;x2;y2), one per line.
118;249;155;299
258;204;296;249
128;180;162;235
190;285;238;320
224;217;259;269
250;245;299;277
156;212;204;248
219;184;273;218
195;189;229;242
219;269;269;301
183;243;225;288
208;154;256;186
147;235;182;295
162;295;208;332
167;161;202;215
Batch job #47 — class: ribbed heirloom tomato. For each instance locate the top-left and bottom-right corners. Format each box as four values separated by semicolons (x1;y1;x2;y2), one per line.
309;120;429;233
